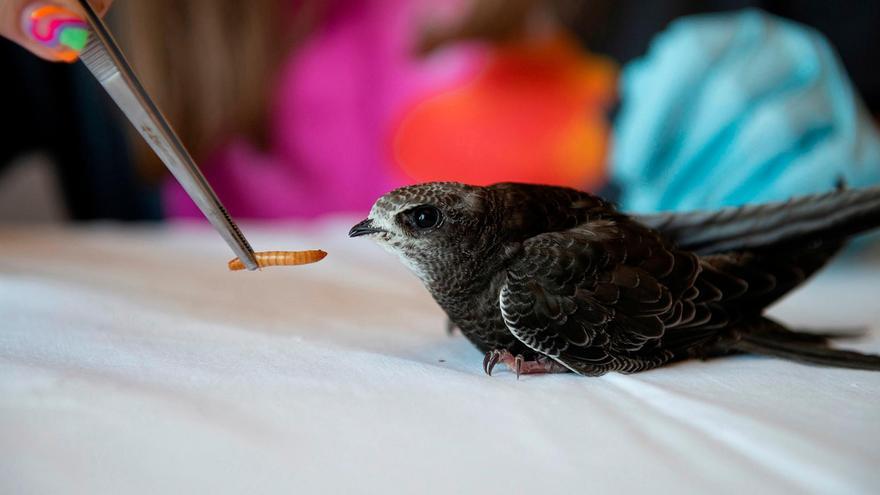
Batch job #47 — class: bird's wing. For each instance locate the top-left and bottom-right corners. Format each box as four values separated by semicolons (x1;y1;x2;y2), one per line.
499;218;742;375
633;185;880;255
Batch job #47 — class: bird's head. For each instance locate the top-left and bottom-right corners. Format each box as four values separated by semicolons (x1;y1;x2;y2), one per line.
350;181;610;288
349;182;497;284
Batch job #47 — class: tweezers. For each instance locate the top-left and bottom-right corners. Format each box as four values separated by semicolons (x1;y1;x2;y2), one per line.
74;0;259;270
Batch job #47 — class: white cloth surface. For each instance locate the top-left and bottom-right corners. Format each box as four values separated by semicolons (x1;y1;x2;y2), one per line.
1;221;878;494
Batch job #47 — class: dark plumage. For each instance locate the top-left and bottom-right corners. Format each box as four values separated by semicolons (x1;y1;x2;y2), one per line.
349;182;880;376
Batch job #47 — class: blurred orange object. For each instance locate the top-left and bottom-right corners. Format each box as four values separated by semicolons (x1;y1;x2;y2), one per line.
392;34;617;189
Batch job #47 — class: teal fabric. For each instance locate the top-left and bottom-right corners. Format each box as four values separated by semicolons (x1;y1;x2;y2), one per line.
611;9;880;213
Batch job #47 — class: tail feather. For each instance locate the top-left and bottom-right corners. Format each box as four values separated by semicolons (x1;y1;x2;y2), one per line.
733;319;880;371
636;185;880;254
735;337;880;371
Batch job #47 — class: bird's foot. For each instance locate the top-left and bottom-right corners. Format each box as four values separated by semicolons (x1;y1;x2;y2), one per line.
445;318;458;336
482;350;568;378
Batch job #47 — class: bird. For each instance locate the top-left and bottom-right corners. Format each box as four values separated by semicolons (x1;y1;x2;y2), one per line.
349;182;880;377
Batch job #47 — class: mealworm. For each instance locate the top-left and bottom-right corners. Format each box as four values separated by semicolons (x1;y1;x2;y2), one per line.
228;250;327;271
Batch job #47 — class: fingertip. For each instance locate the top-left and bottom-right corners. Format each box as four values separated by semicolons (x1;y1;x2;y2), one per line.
20;2;90;62
88;0;111;17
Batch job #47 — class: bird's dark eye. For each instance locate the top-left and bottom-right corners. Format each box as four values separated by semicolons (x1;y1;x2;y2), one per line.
411;205;441;230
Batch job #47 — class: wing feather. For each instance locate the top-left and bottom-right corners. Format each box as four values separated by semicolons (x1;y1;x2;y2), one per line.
500;217;741;375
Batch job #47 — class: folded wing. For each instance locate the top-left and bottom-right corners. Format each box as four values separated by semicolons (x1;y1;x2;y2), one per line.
499;218;744;375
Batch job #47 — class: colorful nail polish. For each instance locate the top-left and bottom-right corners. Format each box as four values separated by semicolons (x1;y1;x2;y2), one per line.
24;4;90;62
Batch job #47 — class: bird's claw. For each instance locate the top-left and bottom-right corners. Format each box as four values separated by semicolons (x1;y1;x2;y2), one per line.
483;350;525;379
483;349;503;375
482;350;569;377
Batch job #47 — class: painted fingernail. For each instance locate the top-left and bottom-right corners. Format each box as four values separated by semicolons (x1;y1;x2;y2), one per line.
22;4;90;62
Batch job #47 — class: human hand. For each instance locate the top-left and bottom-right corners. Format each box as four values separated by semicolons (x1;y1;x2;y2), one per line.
1;0;112;62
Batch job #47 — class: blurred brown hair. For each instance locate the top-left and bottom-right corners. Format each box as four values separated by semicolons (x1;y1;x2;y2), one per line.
116;0;319;181
118;0;601;182
416;0;609;55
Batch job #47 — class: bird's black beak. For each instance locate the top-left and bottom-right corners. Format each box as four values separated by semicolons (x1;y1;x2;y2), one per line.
349;218;386;237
